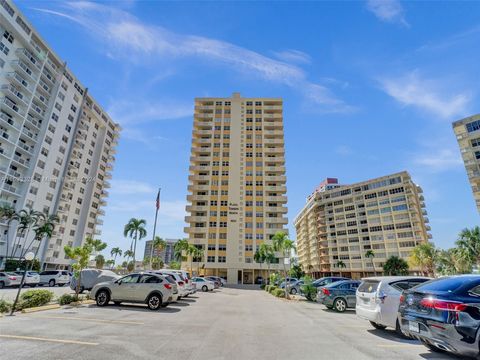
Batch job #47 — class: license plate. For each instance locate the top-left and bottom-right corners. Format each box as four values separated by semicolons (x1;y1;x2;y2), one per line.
408;321;420;333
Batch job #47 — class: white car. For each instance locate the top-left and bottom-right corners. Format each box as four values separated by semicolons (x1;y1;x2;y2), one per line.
191;277;215;292
14;271;40;287
39;270;70;287
356;276;430;335
152;270;189;299
171;270;196;295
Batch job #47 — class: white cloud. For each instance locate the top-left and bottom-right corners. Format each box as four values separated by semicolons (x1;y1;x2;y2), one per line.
33;2;352;113
366;0;408;26
273;49;312;64
110;180;156;195
378;71;470;119
413;148;463;172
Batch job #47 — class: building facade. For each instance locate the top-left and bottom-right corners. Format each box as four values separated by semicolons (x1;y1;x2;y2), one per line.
184;93;288;284
144;238;179;265
453;114;480;214
294;172;431;279
0;0;120;269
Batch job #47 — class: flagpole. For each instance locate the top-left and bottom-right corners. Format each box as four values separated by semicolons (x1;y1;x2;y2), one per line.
149;188;161;270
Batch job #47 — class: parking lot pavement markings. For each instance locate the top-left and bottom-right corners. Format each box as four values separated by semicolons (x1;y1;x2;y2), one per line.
28;315;144;325
0;334;99;346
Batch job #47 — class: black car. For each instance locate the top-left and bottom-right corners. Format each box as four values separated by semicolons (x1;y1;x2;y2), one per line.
399;275;480;357
312;277;350;289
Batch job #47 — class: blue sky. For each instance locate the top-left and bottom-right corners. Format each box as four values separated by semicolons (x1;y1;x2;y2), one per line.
16;0;479;259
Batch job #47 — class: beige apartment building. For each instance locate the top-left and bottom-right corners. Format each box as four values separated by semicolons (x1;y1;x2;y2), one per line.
294;172;431;279
453;114;480;214
0;0;120;269
184;93;288;284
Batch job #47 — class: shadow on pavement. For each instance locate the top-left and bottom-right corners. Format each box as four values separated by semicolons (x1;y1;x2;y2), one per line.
86;303;181;313
179;298;196;303
171;301;190;307
419;351;461;359
321;308;356;315
366;329;420;344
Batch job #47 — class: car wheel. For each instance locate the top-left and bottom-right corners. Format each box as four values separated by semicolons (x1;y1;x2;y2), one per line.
370;321;387;330
0;281;4;289
421;340;445;353
334;298;347;312
395;319;410;339
96;290;110;307
290;288;297;295
147;294;162;310
114;301;121;306
48;279;55;287
202;285;208;292
79;287;84;294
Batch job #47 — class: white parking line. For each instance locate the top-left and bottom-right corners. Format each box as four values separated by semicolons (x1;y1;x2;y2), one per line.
0;334;99;346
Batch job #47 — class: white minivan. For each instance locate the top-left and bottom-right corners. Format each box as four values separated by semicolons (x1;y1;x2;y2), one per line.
356;276;430;335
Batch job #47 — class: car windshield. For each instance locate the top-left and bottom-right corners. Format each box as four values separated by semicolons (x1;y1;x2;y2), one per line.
358;280;380;293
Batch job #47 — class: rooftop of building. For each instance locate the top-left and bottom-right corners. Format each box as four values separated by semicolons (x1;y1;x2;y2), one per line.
452;113;480;127
195;92;282;101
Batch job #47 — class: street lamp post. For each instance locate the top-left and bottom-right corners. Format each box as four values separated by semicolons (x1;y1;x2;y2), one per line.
9;251;34;316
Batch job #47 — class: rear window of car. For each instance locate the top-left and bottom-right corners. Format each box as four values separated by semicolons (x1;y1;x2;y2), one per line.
415;277;469;293
61;271;69;275
358;280;380;293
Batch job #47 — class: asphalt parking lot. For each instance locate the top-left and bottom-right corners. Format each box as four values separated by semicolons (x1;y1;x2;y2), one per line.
0;287;453;360
0;285;74;302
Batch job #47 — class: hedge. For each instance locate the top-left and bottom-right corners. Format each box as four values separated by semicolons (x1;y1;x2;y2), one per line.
17;289;54;310
58;294;77;305
272;288;285;298
0;299;11;313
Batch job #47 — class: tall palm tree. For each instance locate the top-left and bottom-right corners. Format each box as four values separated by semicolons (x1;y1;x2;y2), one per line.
123;218;147;266
260;243;275;282
0;204;17;265
95;254;105;269
124;249;134;261
365;250;376;275
272;231;296;299
110;247;122;266
10;209;42;259
455;226;480;269
151;236;167;269
174;238;189;262
186;244;198;276
254;249;265;282
22;213;58;259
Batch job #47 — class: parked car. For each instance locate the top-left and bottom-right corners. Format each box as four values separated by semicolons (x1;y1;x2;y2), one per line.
255;276;264;285
317;280;361;312
206;276;225;287
0;272;21;288
171;270;197;295
312;277;350;290
70;269;120;293
191;277;215;292
156;270;190;299
205;276;221;288
91;272;176;310
39;270;70;287
287;280;304;295
356;276;431;335
399;275;480;357
280;278;298;289
14;271;40;287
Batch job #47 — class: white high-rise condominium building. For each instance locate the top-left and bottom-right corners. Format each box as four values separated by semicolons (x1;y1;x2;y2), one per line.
184;93;288;285
0;0;120;269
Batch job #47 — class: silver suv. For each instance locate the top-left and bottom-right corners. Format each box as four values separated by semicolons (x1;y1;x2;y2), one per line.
91;272;177;310
39;270;70;287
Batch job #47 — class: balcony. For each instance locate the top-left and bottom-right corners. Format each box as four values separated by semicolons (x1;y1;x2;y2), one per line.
5;72;32;93
189;165;210;172
185;216;208;223
186;194;209;202
11;60;37;81
192;138;212;144
0;112;20;130
16;48;41;70
41;69;56;86
25;114;41;129
97;209;105;216
37;79;51;95
264;175;286;182
267;217;288;224
188;174;210;182
21;128;38;142
3;184;20;196
265;195;288;203
1;84;29;107
1;97;24;116
265;185;287;193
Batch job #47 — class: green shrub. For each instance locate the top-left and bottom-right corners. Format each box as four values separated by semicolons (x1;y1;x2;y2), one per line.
18;289;54;310
300;276;317;301
260;284;266;290
0;299;11;313
272;288;285;298
268;286;278;294
58;294;76;305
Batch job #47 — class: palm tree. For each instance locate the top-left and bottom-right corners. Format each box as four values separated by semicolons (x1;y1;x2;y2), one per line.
174;239;189;262
85;237;107;256
409;242;438;277
254;249;265;283
22;213;58;259
272;231;296;299
110;247;122;266
105;259;115;269
150;236;167;269
0;204;17;265
335;260;346;275
10;209;41;259
455;226;480;269
124;249;134;261
383;256;409;275
123;218;147;266
186;244;198;276
260;243;275;282
95;254;105;269
365;250;376;275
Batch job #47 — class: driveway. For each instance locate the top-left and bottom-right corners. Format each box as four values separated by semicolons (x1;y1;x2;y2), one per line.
0;287;452;360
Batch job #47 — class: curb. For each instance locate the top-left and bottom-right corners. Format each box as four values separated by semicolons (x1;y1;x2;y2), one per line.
69;300;95;306
21;304;60;313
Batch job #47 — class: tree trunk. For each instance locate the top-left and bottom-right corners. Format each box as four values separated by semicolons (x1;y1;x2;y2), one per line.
133;232;137;270
282;253;288;299
76;271;82;301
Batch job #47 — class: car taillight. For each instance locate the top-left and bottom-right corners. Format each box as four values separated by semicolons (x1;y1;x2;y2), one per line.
399;294;405;303
178;281;184;286
184;279;189;284
8;276;16;280
164;284;172;290
322;288;330;296
420;298;467;312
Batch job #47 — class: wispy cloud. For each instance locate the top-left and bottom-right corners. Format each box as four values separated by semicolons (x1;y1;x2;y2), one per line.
121;128;170;149
273;49;312;64
110;180;156;195
378;71;470;119
366;0;408;26
33;2;353;113
413;148;463;172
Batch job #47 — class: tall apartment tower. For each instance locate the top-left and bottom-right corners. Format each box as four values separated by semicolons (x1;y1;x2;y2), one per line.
453;114;480;214
294;172;431;279
0;1;120;269
184;93;288;284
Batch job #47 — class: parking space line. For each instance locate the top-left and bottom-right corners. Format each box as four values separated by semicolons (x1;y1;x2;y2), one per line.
28;315;144;325
0;334;99;346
